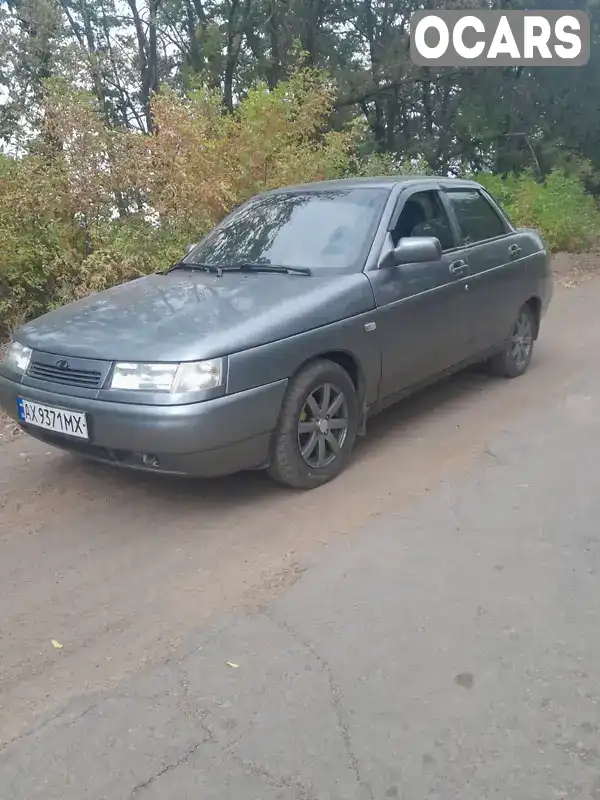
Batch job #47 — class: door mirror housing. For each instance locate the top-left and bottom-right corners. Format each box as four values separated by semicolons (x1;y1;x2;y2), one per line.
391;236;442;266
185;242;198;255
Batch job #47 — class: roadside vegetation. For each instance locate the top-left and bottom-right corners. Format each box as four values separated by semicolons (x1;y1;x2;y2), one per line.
1;0;600;336
0;69;353;334
477;171;600;253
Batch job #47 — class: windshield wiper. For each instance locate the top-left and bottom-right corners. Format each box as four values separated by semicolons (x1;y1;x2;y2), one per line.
167;261;224;275
222;262;312;276
166;260;311;277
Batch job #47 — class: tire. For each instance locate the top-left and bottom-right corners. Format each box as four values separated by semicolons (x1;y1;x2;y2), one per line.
488;303;536;378
268;359;359;489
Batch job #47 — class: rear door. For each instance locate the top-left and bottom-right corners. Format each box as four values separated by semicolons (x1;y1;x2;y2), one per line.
368;187;473;401
441;186;534;352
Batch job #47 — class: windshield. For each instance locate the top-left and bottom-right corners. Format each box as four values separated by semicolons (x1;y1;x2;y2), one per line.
184;188;390;273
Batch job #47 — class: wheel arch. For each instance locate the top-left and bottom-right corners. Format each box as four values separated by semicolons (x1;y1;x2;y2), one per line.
525;295;542;339
293;350;368;434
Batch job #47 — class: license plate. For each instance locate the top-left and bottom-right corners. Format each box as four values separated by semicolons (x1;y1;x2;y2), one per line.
17;397;89;440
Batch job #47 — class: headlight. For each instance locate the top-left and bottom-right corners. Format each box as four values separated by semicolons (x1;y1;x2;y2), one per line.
110;359;223;392
2;342;32;374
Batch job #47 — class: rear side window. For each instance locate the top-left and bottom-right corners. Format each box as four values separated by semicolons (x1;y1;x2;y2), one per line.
446;190;508;245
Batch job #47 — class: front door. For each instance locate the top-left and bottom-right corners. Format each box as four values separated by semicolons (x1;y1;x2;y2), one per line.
367;188;473;401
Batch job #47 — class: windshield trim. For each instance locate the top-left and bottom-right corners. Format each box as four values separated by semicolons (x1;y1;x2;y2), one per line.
182;187;392;275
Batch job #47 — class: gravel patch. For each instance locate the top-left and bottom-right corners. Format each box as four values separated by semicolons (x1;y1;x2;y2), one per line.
552;249;600;287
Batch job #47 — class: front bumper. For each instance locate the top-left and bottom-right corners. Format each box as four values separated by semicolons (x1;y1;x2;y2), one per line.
0;373;288;477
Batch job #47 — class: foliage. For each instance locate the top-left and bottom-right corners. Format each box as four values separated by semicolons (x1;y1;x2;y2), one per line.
346;152;600;252
3;0;600;336
347;151;431;178
477;170;600;253
3;0;600;182
0;67;353;335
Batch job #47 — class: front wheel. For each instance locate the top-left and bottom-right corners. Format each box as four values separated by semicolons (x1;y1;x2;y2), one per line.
268;359;359;489
488;304;536;378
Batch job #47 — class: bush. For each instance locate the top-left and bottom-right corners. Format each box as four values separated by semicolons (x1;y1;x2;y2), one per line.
476;169;600;252
0;66;353;336
2;75;600;338
346;152;431;178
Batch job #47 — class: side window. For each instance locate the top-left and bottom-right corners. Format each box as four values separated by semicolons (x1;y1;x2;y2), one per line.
391;190;455;251
446;190;508;245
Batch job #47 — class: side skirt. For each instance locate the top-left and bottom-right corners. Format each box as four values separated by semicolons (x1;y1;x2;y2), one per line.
365;343;506;421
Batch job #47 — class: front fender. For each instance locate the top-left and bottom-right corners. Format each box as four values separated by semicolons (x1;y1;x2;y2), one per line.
226;310;382;407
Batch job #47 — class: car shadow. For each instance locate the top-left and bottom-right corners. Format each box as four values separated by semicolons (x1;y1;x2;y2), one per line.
353;365;496;459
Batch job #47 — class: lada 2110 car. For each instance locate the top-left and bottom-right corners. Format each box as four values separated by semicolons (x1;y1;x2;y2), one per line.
0;176;553;489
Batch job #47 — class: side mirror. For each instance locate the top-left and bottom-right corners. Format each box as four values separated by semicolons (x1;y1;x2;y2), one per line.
391;236;442;266
185;242;198;255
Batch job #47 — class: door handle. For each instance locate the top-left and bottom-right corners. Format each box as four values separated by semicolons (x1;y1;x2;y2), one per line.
509;244;522;258
449;259;468;276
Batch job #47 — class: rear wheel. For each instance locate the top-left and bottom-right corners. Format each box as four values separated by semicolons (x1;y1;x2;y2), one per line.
268;359;358;489
488;304;536;378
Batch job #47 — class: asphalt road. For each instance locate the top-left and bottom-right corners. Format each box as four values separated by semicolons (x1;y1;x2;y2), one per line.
2;277;600;798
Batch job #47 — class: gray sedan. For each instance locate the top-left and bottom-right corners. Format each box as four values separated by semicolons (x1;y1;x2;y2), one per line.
0;176;553;489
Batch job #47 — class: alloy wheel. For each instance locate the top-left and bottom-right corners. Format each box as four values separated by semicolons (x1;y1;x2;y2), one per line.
297;382;349;469
510;310;534;370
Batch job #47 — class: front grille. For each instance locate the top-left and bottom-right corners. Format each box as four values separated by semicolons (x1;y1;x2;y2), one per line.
28;360;103;389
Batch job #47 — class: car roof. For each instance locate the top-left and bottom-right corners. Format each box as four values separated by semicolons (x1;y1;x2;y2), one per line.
263;175;483;195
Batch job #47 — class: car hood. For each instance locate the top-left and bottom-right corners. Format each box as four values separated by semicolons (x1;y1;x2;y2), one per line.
16;269;376;362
